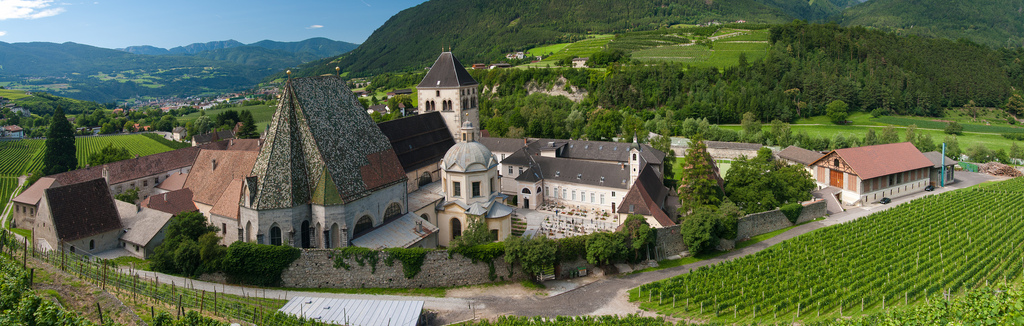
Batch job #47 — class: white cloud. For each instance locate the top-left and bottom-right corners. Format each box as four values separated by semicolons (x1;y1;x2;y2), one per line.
0;0;66;20
307;24;323;29
0;31;7;36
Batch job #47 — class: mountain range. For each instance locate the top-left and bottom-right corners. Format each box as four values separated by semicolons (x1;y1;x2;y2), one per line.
291;0;1024;77
0;38;358;102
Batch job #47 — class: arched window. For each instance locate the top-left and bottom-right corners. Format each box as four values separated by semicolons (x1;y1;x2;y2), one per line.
451;218;462;239
633;153;637;161
421;214;430;221
330;223;341;248
354;215;374;236
245;221;252;242
270;225;282;246
89;240;95;250
418;172;432;186
521;188;531;194
384;203;402;222
300;220;311;248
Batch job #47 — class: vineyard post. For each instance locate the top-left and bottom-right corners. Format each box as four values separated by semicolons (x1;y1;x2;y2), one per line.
22;237;27;268
672;295;675;308
96;302;103;324
861;297;863;311
660;291;662;305
796;302;799;318
734;304;736;318
201;290;206;313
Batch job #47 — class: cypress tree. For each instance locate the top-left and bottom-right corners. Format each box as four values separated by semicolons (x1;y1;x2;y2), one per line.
43;107;77;175
236;110;259;139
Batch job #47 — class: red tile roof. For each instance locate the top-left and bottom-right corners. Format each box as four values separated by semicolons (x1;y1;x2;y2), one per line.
617;165;675;227
812;142;933;180
12;177;56;205
209;178;244;219
156;172;188;191
183;150;258;206
140;188;198;215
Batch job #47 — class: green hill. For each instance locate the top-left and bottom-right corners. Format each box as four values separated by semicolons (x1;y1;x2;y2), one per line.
838;0;1024;48
290;0;858;77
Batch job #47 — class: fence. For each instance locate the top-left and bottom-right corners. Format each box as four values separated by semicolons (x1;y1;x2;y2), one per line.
0;229;327;326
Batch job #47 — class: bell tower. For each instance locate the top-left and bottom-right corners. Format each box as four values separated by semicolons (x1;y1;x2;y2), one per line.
417;51;480;139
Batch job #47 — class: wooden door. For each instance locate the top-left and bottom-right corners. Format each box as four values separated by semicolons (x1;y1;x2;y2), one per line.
830;170;844;188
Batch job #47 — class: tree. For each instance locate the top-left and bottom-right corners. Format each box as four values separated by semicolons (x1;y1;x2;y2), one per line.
725;147;814;213
826;100;849;125
88;143;131;166
944;136;963;159
1006;93;1024;117
879;125;900;144
114;187;139;204
714;199;743;239
1011;142;1023;161
585;232;626;266
678;135;723;213
236;111;259;139
619;214;654;262
42;107;77;175
944;121;964;135
451;216;494;248
863;128;878;146
904;124;918;143
193;116;212;136
504;234;556;279
151;212;219;275
740;112;762;139
680;208;716;255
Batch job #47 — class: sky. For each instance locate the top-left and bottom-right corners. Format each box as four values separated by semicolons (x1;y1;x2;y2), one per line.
0;0;428;49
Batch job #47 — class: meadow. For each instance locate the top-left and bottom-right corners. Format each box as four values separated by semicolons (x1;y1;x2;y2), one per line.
0;89;33;100
633;177;1024;324
178;103;279;132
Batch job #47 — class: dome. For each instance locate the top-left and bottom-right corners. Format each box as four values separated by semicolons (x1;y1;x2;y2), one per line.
442;142;498;172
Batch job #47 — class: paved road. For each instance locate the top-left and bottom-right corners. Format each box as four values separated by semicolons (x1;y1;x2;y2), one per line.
108;172;999;321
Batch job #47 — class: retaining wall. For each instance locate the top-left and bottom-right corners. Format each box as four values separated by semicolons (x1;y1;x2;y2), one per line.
280;249;528;289
735;200;827;240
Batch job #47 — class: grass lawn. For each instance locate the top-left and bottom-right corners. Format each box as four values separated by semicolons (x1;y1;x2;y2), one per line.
11;228;31;241
631;29;769;69
723;120;1020;152
0;89;33;100
668;158;732;182
109;256;151;270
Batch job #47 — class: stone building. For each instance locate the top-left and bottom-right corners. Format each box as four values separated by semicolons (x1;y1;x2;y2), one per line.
182;150;259;245
239;76;432;249
377;111;456;193
433;122;513;247
417;52;480;140
776;145;824;174
616;165;678;228
115;201;174;259
10;177;56;230
34;178;123;254
489;136;666;213
809;142;934;205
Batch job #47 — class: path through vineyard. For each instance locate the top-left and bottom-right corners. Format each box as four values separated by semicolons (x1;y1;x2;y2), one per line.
105;172;996;322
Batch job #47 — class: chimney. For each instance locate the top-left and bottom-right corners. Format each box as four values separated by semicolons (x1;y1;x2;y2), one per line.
211;158;218;170
102;166;109;183
136;202;141;212
416;221;423;233
230;139;233;146
621;163;625;170
163;193;167;202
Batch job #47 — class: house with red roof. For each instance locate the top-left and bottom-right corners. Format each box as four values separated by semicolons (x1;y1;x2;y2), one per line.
809;142;934;206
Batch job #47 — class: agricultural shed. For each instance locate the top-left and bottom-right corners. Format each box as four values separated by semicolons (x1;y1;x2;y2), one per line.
278;296;423;326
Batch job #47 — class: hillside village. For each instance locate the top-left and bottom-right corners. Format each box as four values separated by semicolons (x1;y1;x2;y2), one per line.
3;49;1017;325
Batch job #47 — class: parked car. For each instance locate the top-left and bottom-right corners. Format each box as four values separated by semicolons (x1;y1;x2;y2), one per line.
880;197;892;204
925;185;935;191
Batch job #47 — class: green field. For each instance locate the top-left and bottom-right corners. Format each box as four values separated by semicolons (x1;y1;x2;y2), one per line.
518;35;614;68
74;135;175;168
632;29;769;68
0;89;33;100
179;104;278;132
527;43;572;57
634;177;1024;324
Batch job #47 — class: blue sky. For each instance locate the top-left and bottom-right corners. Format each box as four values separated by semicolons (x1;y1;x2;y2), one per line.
0;0;427;49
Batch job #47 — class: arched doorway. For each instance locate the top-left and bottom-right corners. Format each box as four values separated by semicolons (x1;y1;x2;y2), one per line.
300;220;311;248
451;218;462;241
354;215;373;237
418;172;432;187
330;223;340;248
270;224;282;246
245;221;252;242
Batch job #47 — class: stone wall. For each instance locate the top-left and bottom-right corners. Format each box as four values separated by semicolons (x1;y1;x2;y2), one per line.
735;200;827;240
280;249;528;289
654;225;686;259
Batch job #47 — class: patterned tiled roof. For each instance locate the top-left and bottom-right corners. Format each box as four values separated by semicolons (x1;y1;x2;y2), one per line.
247;76;406;210
44;178;123;242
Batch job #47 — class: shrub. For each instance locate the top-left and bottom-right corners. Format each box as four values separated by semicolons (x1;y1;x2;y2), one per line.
555;234;590;263
680;210;716;255
945;121;964;135
585;232;626;266
222;242;301;286
781;202;804;224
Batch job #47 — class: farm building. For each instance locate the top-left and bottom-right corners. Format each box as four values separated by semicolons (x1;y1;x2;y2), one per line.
922;151;957;187
34;178;124;254
809;142;934;206
776;145;824;173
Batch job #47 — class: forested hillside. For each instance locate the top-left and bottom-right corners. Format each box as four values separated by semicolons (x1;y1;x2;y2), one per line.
296;0;856;77
839;0;1024;47
475;23;1013;140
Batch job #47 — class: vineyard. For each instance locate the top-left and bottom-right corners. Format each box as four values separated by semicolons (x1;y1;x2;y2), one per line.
74;135;176;168
633;177;1024;324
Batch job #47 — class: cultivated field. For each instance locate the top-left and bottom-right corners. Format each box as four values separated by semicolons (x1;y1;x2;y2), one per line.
74;135;176;167
178;103;278;132
0;89;33;100
633;177;1024;324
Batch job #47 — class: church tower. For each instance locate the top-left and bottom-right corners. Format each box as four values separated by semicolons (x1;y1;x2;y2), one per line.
628;134;642;189
417;52;480;139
